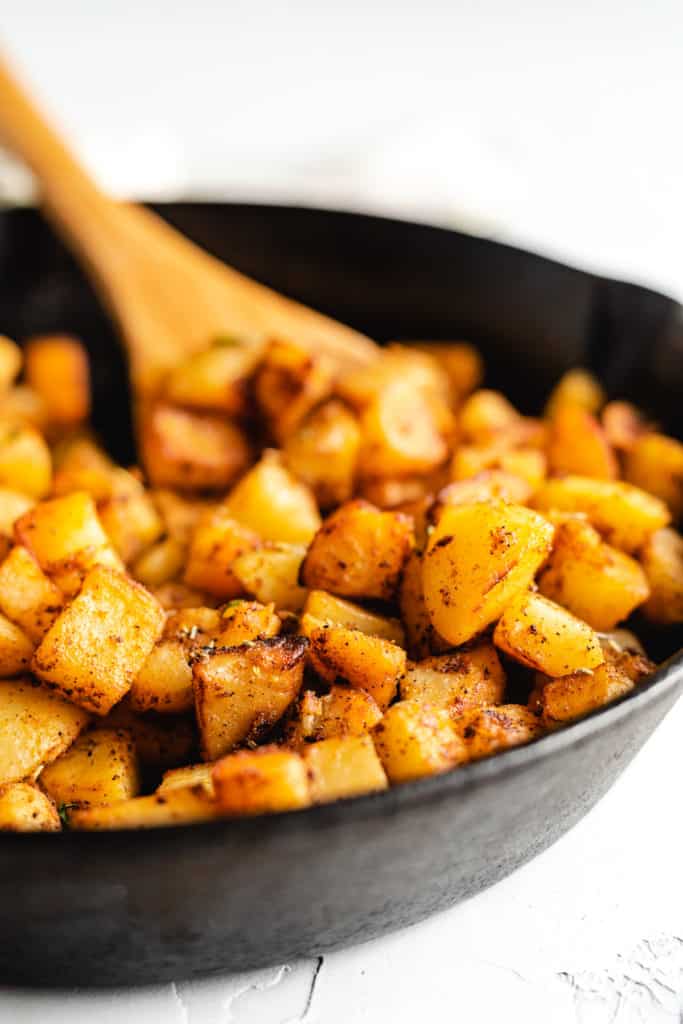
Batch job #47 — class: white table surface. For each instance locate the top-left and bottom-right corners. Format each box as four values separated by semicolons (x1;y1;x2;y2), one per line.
2;3;683;1020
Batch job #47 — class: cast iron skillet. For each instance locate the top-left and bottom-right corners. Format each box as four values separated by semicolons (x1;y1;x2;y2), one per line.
0;203;682;987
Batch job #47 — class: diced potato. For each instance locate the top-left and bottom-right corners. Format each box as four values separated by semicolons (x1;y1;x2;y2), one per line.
602;401;648;452
0;677;89;784
141;402;251;491
640;527;683;623
222;451;321;544
96;469;165;564
152;489;216;546
459;390;521;444
183;507;260;599
0;489;34;561
533;476;670;552
0;420;51;499
40;728;140;807
303;590;404;645
285;685;383;746
530;662;635;725
547;405;617;480
451;445;547;492
0;545;64;643
130;640;194;713
283;399;361;508
131;536;186;587
33;566;165;715
360;475;437;510
1;386;49;431
150;581;213;610
164;606;222;643
164;341;262;416
212;746;310;815
0;613;34;676
231;543;308;611
398;549;448;659
401;641;506;712
304;735;388;803
216;601;280;646
455;704;543;760
372;700;466;784
102;700;196;771
435;470;533;514
24;334;90;427
423;502;554;646
544;368;605;419
308;625;405;710
0;781;60;831
625;433;683;520
338;345;449;409
493;591;604;676
538;518;650;630
0;336;22;393
254;338;332;442
158;762;215;796
69;785;221;830
358;378;449;478
405;342;483;403
193;636;307;760
301;499;413;600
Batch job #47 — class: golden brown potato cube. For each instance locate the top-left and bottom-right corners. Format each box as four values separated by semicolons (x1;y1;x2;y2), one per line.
25;334;90;427
1;385;49;431
358;378;449;479
531;662;635;725
152;489;216;547
360;475;438;510
0;420;51;499
158;762;215;796
14;491;123;596
216;601;280;646
547;405;617;480
0;613;34;676
223;450;321;544
304;734;388;803
372;700;466;784
601;401;648;452
544;368;605;419
131;536;186;588
493;591;604;676
212;746;310;815
33;566;165;715
193;636;307;760
151;581;211;610
285;685;383;746
401;641;506;712
283;399;361;508
304;590;404;645
96;469;164;564
533;476;670;553
450;445;547;493
301;499;413;601
625;433;683;520
398;549;447;659
102;700;196;771
640;527;683;623
308;625;405;710
459;390;521;444
0;782;60;831
0;489;34;560
141;402;251;491
69;786;221;830
435;470;533;514
163;341;262;416
40;728;140;808
405;342;483;403
0;336;22;393
538;518;650;630
423;502;554;646
130;640;194;714
455;704;543;760
0;545;64;643
0;677;89;784
184;507;260;599
254;338;333;442
231;543;308;612
338;345;449;409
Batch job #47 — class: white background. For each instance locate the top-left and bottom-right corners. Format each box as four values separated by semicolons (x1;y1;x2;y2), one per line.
2;2;683;1020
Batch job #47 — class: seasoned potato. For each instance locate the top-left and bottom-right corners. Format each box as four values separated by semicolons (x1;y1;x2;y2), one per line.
303;590;404;645
40;728;140;807
95;469;165;564
308;625;405;710
372;700;466;784
460;390;521;445
625;433;683;520
401;641;506;712
547;405;617;480
602;400;647;452
131;536;186;587
301;500;413;600
544;368;605;419
130;640;194;714
69;785;221;829
423;502;554;646
158;762;215;796
0;489;34;561
406;342;483;403
254;338;332;442
529;662;635;725
358;378;449;478
0;612;35;676
0;781;60;832
25;334;90;427
231;543;308;611
283;400;361;508
0;677;89;784
0;421;51;499
493;591;604;676
193;636;307;760
151;581;211;610
338;345;449;410
164;341;261;416
212;746;310;815
152;489;216;546
640;527;683;623
223;450;321;544
304;734;388;803
216;601;280;646
184;507;260;599
164;606;222;644
33;566;165;715
0;546;64;643
538;518;650;630
398;549;449;659
102;700;196;771
435;470;533;514
533;476;669;552
285;685;383;746
455;704;543;760
360;474;437;510
451;445;547;493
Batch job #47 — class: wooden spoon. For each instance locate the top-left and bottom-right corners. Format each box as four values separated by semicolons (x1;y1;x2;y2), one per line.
0;58;377;398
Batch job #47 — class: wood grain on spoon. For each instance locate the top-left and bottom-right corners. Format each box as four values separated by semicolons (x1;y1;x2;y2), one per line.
0;57;378;397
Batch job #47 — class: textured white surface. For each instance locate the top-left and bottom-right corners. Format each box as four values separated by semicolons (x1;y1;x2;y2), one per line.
2;2;683;1020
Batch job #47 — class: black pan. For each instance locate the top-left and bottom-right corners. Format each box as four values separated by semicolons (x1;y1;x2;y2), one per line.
0;203;681;987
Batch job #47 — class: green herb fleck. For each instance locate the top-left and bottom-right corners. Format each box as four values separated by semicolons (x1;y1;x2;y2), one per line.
58;802;78;827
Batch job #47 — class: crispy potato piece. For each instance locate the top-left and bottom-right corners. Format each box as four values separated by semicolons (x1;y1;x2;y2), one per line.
0;545;64;643
358;378;449;479
544;368;605;419
493;591;603;676
223;451;321;545
164;341;261;416
602;401;648;452
338;346;449;409
95;469;165;564
530;663;635;725
372;700;466;784
303;590;404;646
14;491;123;596
130;640;194;714
451;445;547;492
69;785;221;830
40;728;140;808
533;476;670;552
308;625;405;710
212;746;310;815
547;405;617;480
640;527;683;623
216;601;280;646
33;566;165;715
0;336;22;393
158;762;215;796
141;403;251;491
0;489;34;561
301;499;413;600
164;606;222;643
102;700;196;771
423;502;554;646
152;489;216;547
193;636;307;760
151;582;214;610
398;548;449;659
283;399;361;508
435;471;533;515
25;334;90;427
0;420;51;499
254;339;333;442
455;704;543;760
401;642;506;712
625;433;683;520
304;734;388;803
184;507;260;599
0;613;34;676
405;342;483;403
231;543;308;611
360;475;437;510
538;518;650;630
0;677;89;784
285;685;383;746
0;781;60;831
459;390;521;445
131;536;186;587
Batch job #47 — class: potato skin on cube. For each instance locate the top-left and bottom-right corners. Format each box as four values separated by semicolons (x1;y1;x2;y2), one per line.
372;700;466;784
286;685;383;746
422;502;554;647
493;591;604;677
0;782;60;832
0;544;64;642
212;746;310;815
304;735;388;803
455;704;543;760
401;641;506;712
40;728;140;807
0;677;89;784
308;625;405;710
33;566;165;715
